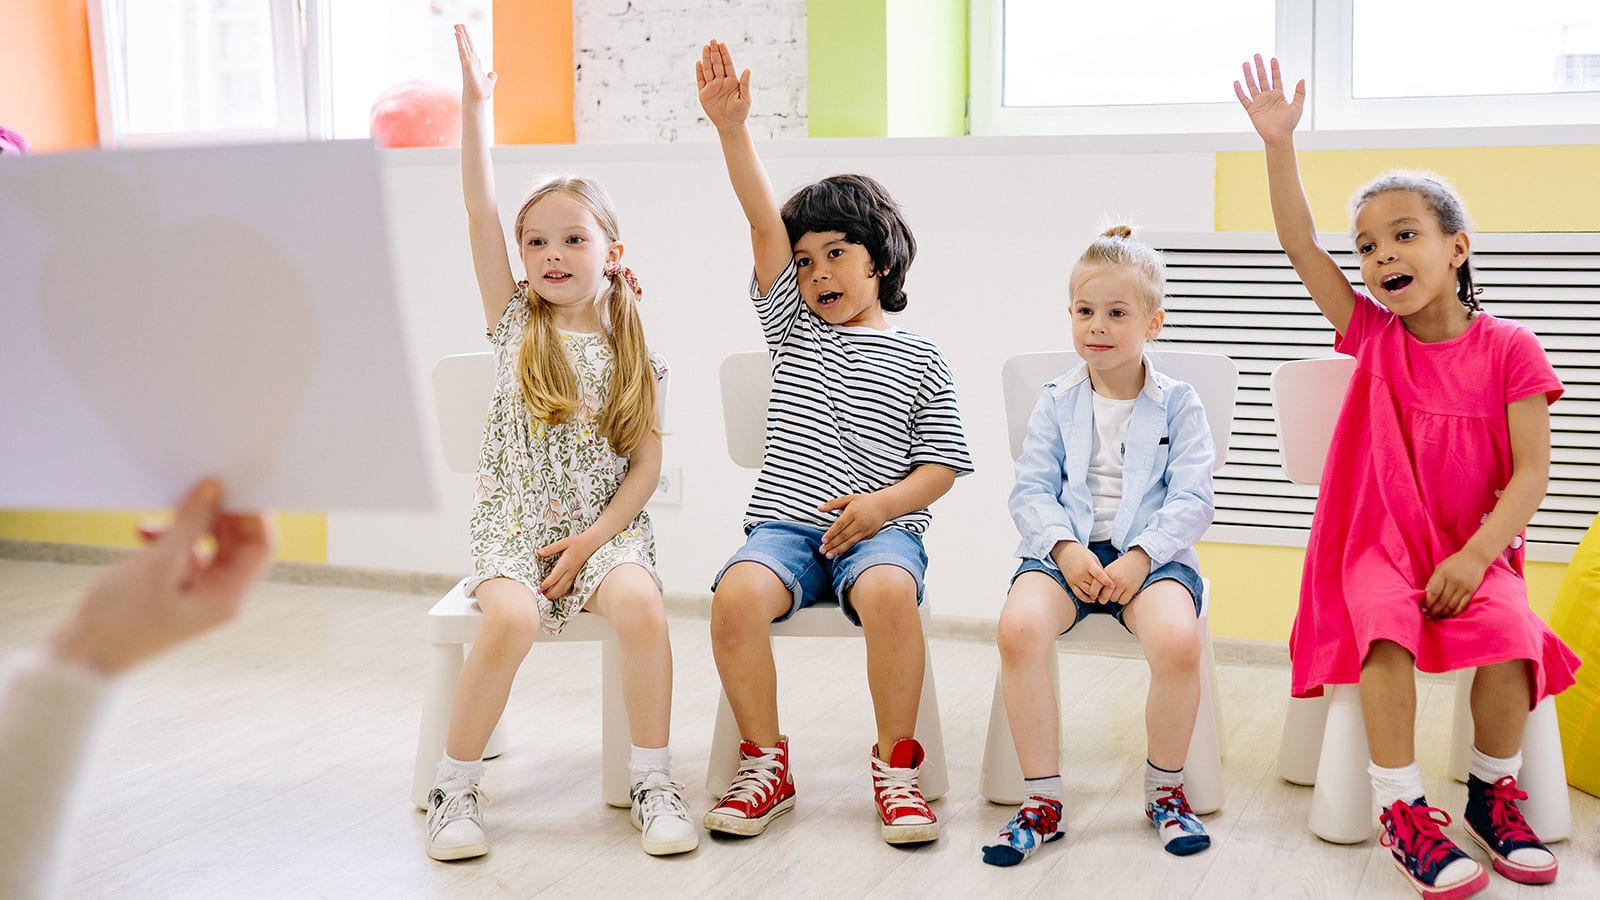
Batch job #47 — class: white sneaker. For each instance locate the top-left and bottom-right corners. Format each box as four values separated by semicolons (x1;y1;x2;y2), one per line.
426;778;488;861
631;772;699;856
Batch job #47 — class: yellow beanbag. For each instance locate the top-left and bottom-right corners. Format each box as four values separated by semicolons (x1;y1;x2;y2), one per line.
1552;512;1600;797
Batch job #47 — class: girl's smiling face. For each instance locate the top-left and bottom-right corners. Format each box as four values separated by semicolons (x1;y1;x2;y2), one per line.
517;192;622;312
1353;190;1469;323
1071;266;1164;388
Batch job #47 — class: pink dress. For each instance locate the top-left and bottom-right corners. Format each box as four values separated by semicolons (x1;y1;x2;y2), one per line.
1290;295;1581;704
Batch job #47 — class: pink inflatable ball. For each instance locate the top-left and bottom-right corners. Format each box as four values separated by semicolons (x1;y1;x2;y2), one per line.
369;80;462;148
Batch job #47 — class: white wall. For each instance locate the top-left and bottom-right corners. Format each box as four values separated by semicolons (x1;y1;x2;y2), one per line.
574;0;807;143
329;137;1215;622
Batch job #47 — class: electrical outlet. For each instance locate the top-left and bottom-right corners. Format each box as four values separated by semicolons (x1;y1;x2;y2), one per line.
651;466;682;506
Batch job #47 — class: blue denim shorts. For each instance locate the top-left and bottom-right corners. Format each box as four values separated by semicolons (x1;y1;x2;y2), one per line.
1013;540;1203;634
712;521;927;626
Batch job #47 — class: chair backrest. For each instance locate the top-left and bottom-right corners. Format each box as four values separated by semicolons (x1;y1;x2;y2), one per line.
432;351;670;475
1000;351;1238;474
720;352;770;470
1269;355;1356;486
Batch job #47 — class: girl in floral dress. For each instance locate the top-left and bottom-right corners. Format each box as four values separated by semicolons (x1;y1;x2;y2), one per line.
423;25;695;862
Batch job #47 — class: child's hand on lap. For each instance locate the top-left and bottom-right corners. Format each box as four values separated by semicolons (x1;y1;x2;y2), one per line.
696;40;751;131
818;492;891;558
1052;541;1114;603
1423;548;1491;618
1101;547;1152;607
537;530;605;599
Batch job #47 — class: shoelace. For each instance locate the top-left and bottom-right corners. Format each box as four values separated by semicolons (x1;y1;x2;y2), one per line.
719;749;784;808
431;784;489;827
1149;784;1203;834
1482;776;1540;845
1380;802;1457;873
1005;799;1062;840
639;780;690;820
870;755;929;815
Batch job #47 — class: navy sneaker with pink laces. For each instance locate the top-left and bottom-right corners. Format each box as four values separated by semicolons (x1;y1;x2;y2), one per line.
1379;798;1488;900
1463;775;1557;884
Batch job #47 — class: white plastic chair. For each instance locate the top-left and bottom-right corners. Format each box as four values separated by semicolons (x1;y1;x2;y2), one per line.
704;352;949;800
1270;355;1571;843
410;352;668;810
977;351;1235;813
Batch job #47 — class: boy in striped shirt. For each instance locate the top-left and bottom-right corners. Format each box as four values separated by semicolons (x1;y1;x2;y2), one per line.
696;40;974;845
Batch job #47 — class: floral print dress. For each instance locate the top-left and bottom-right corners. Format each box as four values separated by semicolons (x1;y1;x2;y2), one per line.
464;284;666;634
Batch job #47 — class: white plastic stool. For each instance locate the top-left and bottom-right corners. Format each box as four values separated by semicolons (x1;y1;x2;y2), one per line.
978;578;1226;813
410;578;631;810
704;599;948;800
1283;676;1573;844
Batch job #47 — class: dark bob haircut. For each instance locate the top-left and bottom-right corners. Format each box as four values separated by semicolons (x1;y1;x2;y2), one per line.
779;174;917;312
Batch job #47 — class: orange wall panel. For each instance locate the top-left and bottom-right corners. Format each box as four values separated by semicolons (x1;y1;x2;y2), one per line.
492;0;574;144
0;0;99;152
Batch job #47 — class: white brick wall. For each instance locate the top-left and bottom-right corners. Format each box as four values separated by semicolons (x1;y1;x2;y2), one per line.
573;0;807;143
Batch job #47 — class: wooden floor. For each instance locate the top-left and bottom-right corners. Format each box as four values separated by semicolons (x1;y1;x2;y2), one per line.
3;558;1595;899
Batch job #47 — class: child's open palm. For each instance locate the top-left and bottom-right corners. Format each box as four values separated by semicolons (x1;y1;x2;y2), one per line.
456;24;496;104
1233;54;1304;143
696;40;751;130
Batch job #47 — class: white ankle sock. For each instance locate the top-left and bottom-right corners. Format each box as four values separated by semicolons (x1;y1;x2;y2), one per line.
1024;774;1063;802
1468;746;1521;783
1368;760;1424;809
630;744;671;784
1144;761;1187;810
437;754;484;786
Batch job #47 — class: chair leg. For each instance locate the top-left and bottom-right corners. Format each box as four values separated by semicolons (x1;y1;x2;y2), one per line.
1309;684;1375;844
705;688;742;799
1448;669;1474;783
1278;696;1331;786
1515;696;1573;842
412;642;465;810
913;637;948;801
601;637;631;808
1184;647;1225;815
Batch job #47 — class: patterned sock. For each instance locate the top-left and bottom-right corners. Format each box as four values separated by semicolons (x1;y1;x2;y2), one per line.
1368;760;1425;809
1024;774;1064;802
1144;761;1183;809
437;753;484;786
1468;746;1521;783
630;744;671;786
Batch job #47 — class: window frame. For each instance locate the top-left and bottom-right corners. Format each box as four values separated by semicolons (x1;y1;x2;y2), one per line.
970;0;1600;136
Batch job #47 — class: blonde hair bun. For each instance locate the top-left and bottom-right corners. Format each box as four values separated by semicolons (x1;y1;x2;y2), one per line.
1102;224;1134;240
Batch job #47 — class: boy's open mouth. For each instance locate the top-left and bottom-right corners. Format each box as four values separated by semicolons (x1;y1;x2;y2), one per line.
817;291;841;306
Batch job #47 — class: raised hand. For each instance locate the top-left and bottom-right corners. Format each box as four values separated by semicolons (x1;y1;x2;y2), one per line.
1233;54;1304;144
696;39;752;131
456;23;496;104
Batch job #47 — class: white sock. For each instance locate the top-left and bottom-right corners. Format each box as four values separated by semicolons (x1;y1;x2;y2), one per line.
1024;774;1063;803
1368;760;1425;810
437;754;484;786
630;744;671;785
1144;761;1184;809
1469;746;1521;783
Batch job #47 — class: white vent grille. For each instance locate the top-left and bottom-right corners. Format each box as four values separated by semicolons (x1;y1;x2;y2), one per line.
1144;231;1600;562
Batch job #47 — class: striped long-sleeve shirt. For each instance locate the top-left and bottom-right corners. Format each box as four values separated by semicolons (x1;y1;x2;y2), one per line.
742;260;974;535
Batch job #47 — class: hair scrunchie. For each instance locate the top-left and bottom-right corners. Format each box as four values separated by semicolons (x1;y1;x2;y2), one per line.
605;262;643;301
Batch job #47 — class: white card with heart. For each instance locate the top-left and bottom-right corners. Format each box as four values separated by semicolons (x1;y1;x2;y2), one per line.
0;141;435;511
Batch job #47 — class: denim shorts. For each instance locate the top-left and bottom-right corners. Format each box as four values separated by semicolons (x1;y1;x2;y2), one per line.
1013;540;1203;634
712;521;927;626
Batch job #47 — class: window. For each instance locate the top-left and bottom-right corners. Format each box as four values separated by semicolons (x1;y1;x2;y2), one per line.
87;0;492;146
972;0;1600;135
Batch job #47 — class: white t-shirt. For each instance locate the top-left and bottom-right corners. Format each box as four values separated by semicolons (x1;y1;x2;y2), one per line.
1086;391;1136;541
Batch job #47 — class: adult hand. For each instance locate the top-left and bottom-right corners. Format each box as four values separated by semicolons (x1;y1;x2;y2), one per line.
50;480;274;675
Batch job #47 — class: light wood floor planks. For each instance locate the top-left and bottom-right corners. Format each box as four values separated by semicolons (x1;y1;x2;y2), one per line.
2;559;1595;899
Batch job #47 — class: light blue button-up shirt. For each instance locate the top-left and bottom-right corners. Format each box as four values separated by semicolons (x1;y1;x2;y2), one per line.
1009;358;1215;571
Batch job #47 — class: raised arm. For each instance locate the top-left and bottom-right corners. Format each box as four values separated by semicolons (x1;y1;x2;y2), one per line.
456;24;517;329
696;39;792;294
1235;54;1357;334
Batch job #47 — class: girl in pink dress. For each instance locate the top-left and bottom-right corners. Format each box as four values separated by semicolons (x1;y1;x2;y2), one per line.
1236;56;1579;900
